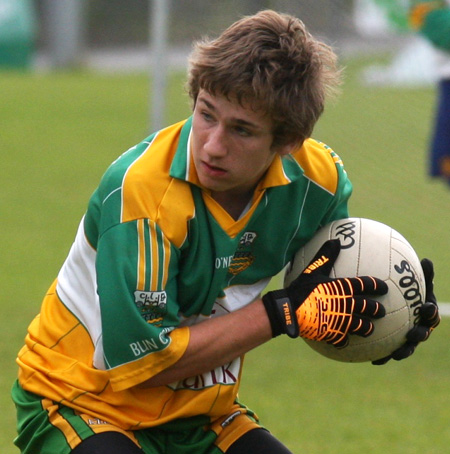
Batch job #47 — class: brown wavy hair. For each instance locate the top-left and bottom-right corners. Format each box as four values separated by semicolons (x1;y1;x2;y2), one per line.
187;10;342;148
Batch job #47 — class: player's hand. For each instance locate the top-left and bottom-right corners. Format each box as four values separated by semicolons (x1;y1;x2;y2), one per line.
372;258;440;365
262;240;387;347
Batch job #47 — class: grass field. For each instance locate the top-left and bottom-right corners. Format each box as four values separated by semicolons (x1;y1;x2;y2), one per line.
1;57;449;453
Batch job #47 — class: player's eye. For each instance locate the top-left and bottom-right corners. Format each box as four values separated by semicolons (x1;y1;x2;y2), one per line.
235;126;252;137
201;111;214;122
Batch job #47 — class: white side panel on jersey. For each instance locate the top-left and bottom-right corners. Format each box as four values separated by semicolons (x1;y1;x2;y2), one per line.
56;218;106;370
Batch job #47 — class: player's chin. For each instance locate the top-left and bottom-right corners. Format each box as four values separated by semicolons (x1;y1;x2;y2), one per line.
198;172;230;192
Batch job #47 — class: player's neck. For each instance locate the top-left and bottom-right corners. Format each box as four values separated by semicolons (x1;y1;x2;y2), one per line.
211;190;253;220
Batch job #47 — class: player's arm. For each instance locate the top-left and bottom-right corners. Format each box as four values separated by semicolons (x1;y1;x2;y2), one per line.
141;240;386;388
139;298;272;387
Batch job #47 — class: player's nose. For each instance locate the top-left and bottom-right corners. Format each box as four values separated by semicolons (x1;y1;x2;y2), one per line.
203;125;229;158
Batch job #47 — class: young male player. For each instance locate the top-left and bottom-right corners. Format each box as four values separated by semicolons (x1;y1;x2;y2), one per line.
12;10;440;454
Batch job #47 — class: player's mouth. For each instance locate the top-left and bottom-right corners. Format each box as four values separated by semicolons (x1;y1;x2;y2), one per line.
201;160;227;177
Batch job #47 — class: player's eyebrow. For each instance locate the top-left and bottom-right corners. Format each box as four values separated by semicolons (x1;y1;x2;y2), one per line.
198;96;264;132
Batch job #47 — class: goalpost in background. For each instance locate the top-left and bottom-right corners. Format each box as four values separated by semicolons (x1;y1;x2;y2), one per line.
149;0;170;132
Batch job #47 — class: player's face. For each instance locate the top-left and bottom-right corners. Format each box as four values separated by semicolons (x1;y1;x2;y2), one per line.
191;90;292;208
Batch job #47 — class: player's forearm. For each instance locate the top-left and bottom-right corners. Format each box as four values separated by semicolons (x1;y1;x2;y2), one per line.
139;299;272;388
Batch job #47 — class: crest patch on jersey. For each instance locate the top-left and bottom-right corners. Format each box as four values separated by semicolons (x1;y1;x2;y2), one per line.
134;290;167;323
228;231;257;276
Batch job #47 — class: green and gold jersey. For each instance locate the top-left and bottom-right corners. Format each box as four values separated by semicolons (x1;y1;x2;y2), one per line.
17;118;352;430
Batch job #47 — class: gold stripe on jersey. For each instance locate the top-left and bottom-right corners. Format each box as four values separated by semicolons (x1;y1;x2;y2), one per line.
43;398;82;449
149;220;159;290
290;139;339;195
137;219;146;290
160;224;171;288
41;396;143;449
136;219;172;292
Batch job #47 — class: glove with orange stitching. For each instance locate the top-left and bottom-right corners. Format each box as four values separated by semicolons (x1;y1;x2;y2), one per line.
262;239;388;347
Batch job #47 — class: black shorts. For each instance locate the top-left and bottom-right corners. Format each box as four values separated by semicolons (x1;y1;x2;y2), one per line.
71;428;294;454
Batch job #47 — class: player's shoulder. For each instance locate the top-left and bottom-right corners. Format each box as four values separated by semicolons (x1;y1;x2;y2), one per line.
99;136;155;193
289;138;345;194
95;121;195;244
99;120;187;195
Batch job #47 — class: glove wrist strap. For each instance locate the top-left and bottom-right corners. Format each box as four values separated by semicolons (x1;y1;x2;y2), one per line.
262;290;298;338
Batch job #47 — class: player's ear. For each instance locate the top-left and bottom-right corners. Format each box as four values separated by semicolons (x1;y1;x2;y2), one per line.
275;140;300;157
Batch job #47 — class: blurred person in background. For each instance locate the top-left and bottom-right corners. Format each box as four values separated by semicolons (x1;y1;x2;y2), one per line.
409;0;450;185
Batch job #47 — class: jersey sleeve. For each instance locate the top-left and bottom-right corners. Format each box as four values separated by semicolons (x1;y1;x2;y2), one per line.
320;146;353;224
290;139;353;226
95;219;189;391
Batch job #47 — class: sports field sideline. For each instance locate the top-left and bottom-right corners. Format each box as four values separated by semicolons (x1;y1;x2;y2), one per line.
439;302;450;316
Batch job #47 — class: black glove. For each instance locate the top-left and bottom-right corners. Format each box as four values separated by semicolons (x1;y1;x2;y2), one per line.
262;239;387;347
372;258;440;365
